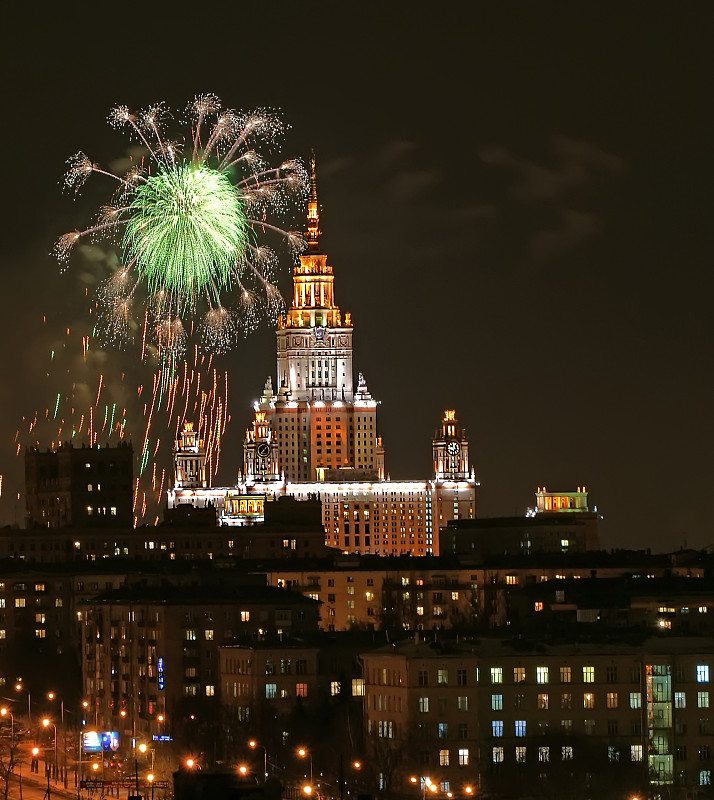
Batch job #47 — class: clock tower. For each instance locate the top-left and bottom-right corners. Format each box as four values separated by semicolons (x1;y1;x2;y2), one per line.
432;409;476;532
244;155;384;483
433;409;470;480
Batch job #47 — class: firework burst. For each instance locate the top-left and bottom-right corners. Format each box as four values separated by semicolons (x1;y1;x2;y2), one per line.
56;94;308;356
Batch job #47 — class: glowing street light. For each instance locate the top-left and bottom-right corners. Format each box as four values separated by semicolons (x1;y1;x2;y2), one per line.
238;765;248;776
249;739;268;782
297;747;313;782
42;718;58;781
0;708;14;749
14;682;30;723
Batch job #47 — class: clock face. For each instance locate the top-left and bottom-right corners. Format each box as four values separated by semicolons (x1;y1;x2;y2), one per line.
256;442;271;460
446;440;461;456
314;326;326;341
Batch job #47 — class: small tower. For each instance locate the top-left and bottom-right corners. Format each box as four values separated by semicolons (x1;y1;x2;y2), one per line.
243;380;280;481
174;422;207;489
433;410;470;480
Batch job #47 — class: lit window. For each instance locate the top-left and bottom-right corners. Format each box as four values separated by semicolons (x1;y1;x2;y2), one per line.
534;602;543;612
583;666;595;683
437;669;448;685
698;665;710;683
457;696;468;712
514;667;526;683
439;749;449;766
515;746;526;763
562;746;573;761
352;679;365;696
631;745;643;761
674;692;686;709
265;684;277;699
514;720;526;737
296;684;308;698
330;681;340;696
240;611;250;622
491;694;502;711
492;747;504;763
537;666;549;684
699;692;710;708
204;629;214;641
539;746;549;763
492;720;503;737
606;692;618;709
35;629;46;638
583;693;594;709
630;692;642;709
491;667;503;684
458;748;469;766
506;575;518;585
701;771;712;786
184;629;197;641
419;697;429;713
560;666;572;683
205;685;215;697
537;694;549;710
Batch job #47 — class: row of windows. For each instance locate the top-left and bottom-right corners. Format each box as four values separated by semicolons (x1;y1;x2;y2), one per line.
489;665;711;684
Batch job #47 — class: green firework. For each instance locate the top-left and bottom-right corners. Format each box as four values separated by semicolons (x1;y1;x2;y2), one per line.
123;163;251;314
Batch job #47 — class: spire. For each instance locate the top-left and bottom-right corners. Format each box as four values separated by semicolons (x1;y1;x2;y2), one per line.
306;150;321;251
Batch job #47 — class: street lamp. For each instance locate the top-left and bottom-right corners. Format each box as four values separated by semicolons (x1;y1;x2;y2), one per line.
238;765;248;777
47;692;67;788
297;747;313;782
14;682;30;724
147;773;155;800
0;708;14;750
248;740;267;782
411;776;436;800
42;718;57;782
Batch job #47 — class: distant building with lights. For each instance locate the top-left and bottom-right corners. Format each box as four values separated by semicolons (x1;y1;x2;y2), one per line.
167;159;477;555
440;486;599;557
25;441;133;529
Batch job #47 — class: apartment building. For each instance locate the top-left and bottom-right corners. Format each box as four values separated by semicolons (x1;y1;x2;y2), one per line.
360;637;714;799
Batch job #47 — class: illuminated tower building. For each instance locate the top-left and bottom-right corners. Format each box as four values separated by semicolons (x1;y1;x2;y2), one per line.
432;410;475;530
245;156;385;483
168;159;477;554
173;423;207;490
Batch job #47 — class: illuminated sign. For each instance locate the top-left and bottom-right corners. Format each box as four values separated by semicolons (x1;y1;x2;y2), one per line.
82;731;102;753
157;657;164;690
152;735;173;742
101;732;120;752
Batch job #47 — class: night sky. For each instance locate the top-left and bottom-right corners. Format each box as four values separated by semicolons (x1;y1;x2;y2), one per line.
0;5;711;551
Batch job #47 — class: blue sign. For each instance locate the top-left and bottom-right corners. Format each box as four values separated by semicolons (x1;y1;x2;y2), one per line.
102;732;120;752
157;657;164;691
152;735;173;742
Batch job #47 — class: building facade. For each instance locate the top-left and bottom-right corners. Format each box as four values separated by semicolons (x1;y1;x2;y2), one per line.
25;441;134;529
167;162;477;556
360;637;714;799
